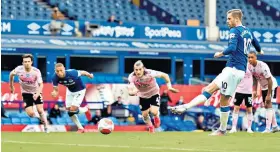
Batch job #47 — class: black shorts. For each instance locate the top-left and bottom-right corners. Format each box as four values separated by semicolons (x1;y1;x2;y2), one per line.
139;94;160;111
261;87;278;103
22;93;43;108
233;92;252;107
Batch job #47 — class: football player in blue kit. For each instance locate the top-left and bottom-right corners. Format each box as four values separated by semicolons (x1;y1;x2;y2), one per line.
171;9;263;135
51;63;93;133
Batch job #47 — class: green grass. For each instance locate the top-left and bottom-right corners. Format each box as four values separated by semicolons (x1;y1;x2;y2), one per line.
2;132;280;152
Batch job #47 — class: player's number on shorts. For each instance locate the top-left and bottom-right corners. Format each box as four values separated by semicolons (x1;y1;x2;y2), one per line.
156;96;160;106
243;38;252;55
222;81;227;89
248;97;252;105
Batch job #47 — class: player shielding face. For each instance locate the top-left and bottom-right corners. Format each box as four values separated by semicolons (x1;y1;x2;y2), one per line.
51;63;93;133
9;54;49;133
171;9;263;136
128;60;178;133
248;52;279;133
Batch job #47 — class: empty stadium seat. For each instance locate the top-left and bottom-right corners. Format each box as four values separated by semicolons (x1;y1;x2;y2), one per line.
50;118;58;125
8;112;20;118
20;117;31;124
151;0;279;28
263;0;280;11
18;112;30;118
2;0;52;20
57;117;67;125
28;0;157;24
78;114;88;124
11;118;21;125
2;118;12;125
30;118;40;124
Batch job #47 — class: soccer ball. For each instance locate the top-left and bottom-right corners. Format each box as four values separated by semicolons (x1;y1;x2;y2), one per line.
98;118;114;135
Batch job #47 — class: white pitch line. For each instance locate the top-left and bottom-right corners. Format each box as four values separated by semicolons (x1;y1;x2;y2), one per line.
2;140;225;152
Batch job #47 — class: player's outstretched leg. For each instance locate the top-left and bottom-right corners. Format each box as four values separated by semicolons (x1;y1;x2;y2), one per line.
210;95;230;136
68;106;85;133
142;109;154;133
171;83;218;114
229;106;239;133
150;106;160;128
36;104;49;133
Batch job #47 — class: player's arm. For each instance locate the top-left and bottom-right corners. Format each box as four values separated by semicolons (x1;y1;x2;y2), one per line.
9;68;17;93
79;70;94;78
153;71;179;93
251;31;263;55
214;29;238;58
266;77;273;98
51;76;59;98
127;83;138;96
127;75;138;96
33;70;44;100
263;63;273;102
252;76;258;99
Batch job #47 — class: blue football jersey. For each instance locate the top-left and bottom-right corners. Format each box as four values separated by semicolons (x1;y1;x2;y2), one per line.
223;26;261;72
52;69;85;92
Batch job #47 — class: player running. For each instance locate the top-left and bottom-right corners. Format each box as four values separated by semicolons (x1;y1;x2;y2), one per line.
247;52;279;133
229;67;254;133
51;63;93;133
127;60;179;133
171;9;263;135
9;54;49;133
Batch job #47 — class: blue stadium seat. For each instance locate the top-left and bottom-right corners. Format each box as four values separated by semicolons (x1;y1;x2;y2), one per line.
11;118;21;125
21;117;31;124
18;112;30;118
30;118;40;124
2;118;12;125
57;117;67;125
50;118;58;125
108;116;119;125
66;117;73;124
8;112;20;118
78;114;88;124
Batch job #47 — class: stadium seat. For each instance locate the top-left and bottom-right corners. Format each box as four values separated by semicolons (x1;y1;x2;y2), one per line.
2;118;12;125
78;114;88;124
11;118;21;125
57;117;67;125
18;112;29;118
30;118;40;124
20;117;31;124
65;117;74;125
44;0;160;24
8;112;20;118
50;118;58;125
108;116;119;125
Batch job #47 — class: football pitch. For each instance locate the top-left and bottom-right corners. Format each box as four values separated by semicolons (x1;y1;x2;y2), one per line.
2;132;280;152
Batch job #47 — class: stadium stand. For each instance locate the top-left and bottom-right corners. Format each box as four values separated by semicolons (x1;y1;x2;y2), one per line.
45;0;161;24
150;0;279;28
1;0;52;19
217;0;279;28
150;0;205;25
262;0;280;11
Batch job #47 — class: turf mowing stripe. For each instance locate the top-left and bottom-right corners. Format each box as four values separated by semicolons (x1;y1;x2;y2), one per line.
2;140;225;152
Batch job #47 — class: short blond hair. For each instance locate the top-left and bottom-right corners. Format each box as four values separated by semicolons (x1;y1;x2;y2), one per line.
134;60;144;67
227;9;243;20
55;63;64;68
